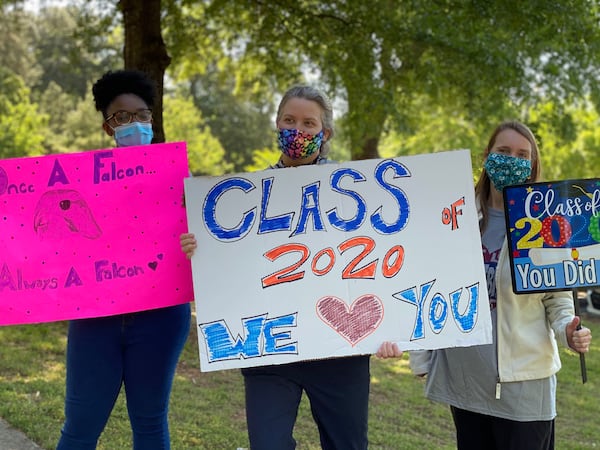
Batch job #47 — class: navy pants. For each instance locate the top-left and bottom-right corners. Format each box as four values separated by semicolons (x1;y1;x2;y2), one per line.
56;303;191;450
242;355;370;450
451;406;555;450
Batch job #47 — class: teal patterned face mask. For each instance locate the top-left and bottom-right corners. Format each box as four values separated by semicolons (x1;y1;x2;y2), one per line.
484;152;532;191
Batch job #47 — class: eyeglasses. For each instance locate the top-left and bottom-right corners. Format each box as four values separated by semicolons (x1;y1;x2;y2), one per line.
105;109;153;125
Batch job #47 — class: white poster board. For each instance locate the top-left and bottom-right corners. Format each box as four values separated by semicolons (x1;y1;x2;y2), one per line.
185;150;492;372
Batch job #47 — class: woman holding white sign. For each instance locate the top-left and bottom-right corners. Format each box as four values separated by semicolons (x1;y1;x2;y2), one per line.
181;85;402;450
408;121;592;450
57;70;191;450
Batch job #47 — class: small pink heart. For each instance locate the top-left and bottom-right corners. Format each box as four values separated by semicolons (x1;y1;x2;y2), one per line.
148;261;158;271
316;294;384;346
157;253;164;260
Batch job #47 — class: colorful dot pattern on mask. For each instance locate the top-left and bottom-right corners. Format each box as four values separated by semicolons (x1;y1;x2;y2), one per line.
277;128;324;159
484;152;532;191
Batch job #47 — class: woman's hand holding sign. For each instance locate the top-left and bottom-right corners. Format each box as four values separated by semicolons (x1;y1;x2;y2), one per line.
180;233;197;259
566;316;592;353
376;341;403;359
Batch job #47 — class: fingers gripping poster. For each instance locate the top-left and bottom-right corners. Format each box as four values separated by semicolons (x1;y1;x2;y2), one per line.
0;142;193;325
185;150;493;372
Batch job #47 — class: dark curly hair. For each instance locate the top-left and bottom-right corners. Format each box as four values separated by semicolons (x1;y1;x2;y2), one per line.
92;70;157;119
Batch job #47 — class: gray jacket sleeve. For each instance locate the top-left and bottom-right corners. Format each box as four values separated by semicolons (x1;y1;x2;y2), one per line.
408;350;432;376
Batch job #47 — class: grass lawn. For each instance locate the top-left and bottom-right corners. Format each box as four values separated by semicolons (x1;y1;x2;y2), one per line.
0;312;598;449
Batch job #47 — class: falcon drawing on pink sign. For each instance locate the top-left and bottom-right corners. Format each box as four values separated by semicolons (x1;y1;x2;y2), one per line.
33;189;102;240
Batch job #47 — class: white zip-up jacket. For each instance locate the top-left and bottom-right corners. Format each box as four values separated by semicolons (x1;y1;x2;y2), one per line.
494;239;573;381
410;239;575;382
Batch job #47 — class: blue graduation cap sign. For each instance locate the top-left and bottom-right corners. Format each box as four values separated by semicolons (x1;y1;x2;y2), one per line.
503;178;600;294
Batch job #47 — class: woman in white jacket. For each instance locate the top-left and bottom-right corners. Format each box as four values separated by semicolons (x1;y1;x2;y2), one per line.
409;121;592;450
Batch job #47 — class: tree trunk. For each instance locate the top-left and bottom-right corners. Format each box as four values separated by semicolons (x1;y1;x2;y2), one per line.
346;82;386;160
358;137;380;160
348;113;384;160
119;0;170;143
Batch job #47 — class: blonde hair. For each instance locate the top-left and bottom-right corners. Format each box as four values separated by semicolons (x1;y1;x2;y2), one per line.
475;120;541;232
276;85;334;156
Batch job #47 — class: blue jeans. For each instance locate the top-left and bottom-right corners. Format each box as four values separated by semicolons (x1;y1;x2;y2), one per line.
242;355;370;450
57;303;191;450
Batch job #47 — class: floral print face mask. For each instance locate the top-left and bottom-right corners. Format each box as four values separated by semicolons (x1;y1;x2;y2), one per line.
484;152;532;191
277;128;324;159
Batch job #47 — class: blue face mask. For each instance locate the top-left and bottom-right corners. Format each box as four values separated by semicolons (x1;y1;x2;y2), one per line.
484;152;532;191
113;122;153;147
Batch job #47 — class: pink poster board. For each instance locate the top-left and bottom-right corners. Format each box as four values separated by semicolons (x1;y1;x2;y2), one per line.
0;142;193;325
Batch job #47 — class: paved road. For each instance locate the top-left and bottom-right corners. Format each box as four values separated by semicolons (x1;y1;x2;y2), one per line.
0;418;42;450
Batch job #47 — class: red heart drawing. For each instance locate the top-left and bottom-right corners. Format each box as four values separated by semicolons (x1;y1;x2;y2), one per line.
316;294;384;346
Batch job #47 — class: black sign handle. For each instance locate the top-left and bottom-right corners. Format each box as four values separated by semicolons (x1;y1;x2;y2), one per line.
572;288;587;384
